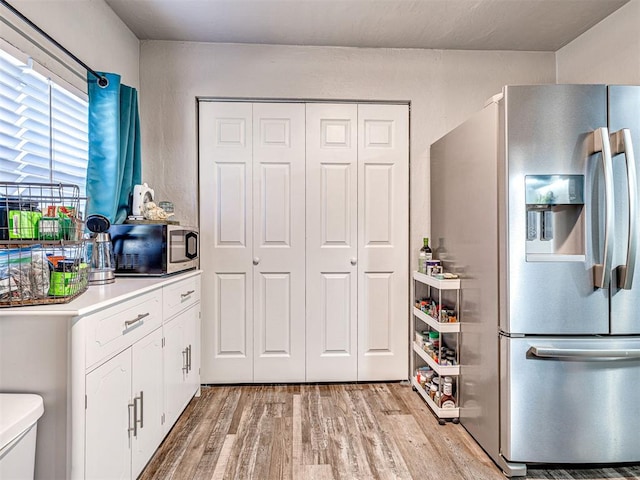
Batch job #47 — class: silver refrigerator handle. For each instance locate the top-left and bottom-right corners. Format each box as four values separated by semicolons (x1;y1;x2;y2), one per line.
611;129;638;290
529;346;640;360
589;127;614;289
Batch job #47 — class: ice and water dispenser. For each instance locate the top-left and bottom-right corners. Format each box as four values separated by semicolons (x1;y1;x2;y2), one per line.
525;175;585;261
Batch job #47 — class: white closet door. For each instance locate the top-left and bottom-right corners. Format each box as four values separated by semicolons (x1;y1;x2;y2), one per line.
252;103;306;382
199;102;254;383
306;104;358;381
357;104;409;381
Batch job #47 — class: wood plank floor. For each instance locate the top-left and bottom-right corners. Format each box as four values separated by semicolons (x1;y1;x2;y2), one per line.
140;383;640;480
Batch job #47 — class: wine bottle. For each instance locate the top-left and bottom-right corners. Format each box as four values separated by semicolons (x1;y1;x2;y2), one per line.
418;237;433;273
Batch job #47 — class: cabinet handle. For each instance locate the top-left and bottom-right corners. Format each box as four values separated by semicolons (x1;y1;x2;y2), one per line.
135;391;144;429
182;348;188;372
128;401;137;437
187;344;192;372
181;290;195;299
124;312;150;329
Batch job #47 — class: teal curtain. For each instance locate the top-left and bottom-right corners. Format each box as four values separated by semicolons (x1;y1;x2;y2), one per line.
86;72;141;224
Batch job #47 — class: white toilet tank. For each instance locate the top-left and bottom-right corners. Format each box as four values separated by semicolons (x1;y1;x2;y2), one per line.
0;394;44;480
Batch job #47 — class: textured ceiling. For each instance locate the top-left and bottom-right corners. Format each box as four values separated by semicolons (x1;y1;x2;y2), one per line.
105;0;629;51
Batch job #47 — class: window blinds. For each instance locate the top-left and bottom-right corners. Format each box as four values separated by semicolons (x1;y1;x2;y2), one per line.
0;48;88;196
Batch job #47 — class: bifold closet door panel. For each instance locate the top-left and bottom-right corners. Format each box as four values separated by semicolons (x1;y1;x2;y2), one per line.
199;102;254;383
306;103;358;382
252;103;306;382
357;104;409;381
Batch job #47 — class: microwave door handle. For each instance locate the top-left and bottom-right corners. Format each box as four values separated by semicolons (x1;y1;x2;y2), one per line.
589;128;614;289
611;129;638;290
185;231;198;260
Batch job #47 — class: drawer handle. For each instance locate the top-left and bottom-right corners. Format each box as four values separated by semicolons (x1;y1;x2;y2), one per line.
124;312;150;328
181;290;195;299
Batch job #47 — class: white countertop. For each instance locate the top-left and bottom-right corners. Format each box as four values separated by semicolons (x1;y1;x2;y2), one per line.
0;270;202;317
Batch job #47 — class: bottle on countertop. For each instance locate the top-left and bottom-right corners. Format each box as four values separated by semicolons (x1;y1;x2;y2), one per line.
418;237;433;273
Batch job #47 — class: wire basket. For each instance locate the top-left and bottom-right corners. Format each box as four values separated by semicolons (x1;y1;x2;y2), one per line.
0;182;89;307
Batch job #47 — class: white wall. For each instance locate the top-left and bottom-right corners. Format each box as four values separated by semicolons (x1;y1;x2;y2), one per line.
140;41;555;266
0;0;139;90
556;0;640;84
140;41;555;263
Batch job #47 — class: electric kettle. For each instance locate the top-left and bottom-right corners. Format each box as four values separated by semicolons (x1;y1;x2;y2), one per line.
86;214;115;285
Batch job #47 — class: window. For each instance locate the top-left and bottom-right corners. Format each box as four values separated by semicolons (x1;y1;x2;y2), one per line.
0;48;88;197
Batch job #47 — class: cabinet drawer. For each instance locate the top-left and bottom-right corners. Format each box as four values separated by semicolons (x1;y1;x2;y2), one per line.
163;276;201;320
85;290;162;368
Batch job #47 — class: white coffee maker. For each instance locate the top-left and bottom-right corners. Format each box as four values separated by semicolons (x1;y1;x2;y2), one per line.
131;183;154;219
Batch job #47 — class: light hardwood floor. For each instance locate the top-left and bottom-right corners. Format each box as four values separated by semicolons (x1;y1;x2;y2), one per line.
140;383;640;480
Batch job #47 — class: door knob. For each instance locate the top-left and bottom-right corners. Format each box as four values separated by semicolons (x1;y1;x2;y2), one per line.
350;258;357;266
253;257;260;265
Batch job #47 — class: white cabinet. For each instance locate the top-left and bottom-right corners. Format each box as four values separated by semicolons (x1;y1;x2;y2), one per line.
410;271;461;423
80;273;201;479
85;326;164;479
0;273;202;480
163;275;201;430
164;304;199;430
200;101;409;383
131;328;164;477
84;291;162;371
85;349;132;480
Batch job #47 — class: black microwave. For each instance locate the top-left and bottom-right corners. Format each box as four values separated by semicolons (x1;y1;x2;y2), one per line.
108;224;198;276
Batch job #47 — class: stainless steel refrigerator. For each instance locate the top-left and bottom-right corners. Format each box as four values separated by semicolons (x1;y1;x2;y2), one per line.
430;84;640;477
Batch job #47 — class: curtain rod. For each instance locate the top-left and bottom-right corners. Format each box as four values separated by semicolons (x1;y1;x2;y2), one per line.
0;0;108;87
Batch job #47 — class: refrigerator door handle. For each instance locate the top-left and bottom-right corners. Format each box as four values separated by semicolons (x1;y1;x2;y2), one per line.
611;129;638;290
589;127;614;289
529;346;640;360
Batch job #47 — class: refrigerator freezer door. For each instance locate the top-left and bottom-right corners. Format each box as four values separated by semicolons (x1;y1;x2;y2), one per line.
501;335;640;464
609;85;640;334
504;85;609;335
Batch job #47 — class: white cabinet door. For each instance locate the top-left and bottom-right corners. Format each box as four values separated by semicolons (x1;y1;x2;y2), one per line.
181;303;200;398
131;328;164;478
199;102;254;383
164;305;200;430
305;103;358;381
85;349;132;480
252;103;306;382
357;104;409;381
163;313;187;430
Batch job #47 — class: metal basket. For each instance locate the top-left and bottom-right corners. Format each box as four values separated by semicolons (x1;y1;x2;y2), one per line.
0;182;89;307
